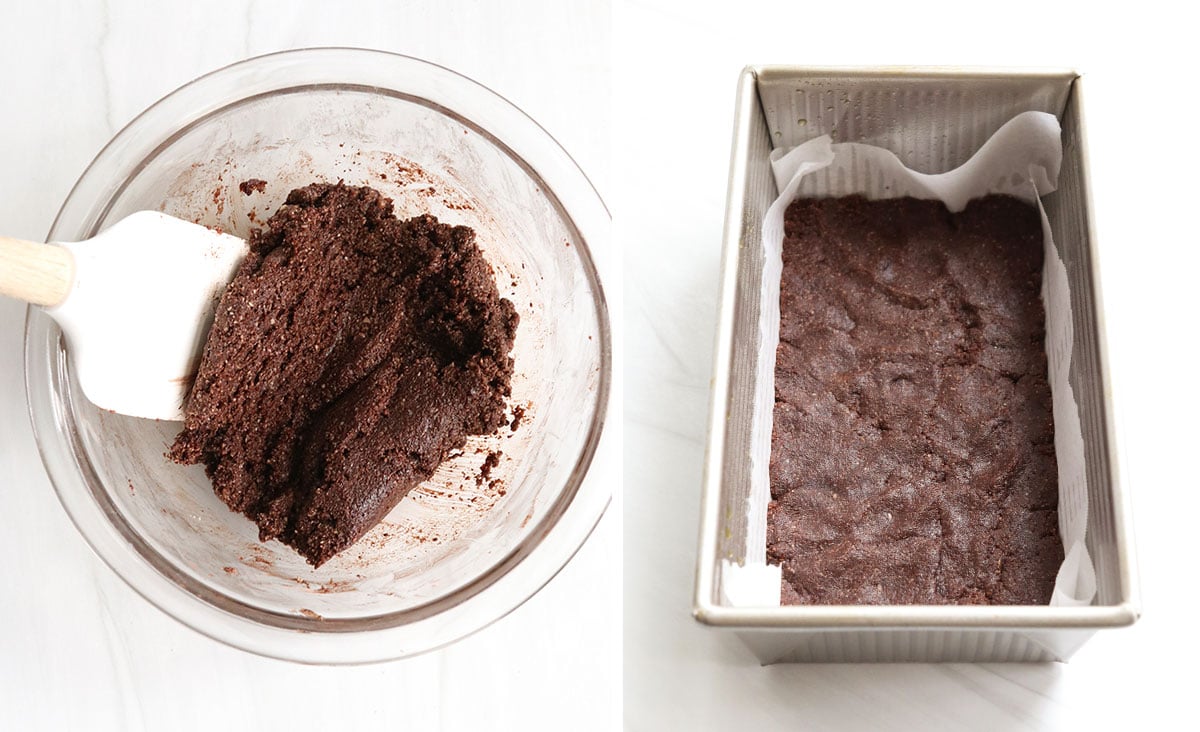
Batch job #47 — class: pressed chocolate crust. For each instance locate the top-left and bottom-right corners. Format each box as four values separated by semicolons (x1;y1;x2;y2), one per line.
767;195;1061;605
170;182;517;566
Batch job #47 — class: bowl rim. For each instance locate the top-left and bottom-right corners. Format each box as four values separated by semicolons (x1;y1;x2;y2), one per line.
24;46;614;664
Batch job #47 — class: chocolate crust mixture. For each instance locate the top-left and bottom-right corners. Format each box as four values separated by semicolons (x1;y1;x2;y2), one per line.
767;195;1061;605
170;182;518;566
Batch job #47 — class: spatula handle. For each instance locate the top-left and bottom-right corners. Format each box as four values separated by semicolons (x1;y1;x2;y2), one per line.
0;236;74;307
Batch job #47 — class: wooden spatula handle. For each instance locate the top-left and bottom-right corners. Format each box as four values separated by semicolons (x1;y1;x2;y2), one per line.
0;236;75;307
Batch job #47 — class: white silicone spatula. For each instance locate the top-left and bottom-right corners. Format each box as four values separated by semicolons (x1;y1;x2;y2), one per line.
1;212;248;421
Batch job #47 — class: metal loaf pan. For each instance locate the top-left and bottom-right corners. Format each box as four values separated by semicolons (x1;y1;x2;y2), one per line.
694;66;1139;663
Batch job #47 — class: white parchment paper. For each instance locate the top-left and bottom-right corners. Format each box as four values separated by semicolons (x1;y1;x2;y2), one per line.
722;111;1097;607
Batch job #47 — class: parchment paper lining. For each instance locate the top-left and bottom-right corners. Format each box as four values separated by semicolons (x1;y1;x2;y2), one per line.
722;111;1097;608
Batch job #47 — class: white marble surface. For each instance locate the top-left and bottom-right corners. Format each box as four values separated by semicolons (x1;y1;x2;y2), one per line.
619;0;1200;729
0;2;616;731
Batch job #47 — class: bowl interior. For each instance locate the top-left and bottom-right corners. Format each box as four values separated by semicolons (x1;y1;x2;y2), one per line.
57;86;603;621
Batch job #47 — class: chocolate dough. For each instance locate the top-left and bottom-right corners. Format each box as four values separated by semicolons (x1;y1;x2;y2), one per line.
170;182;517;566
767;195;1061;605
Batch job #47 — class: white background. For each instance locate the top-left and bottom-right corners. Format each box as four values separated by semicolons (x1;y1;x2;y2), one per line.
0;2;616;731
619;0;1200;729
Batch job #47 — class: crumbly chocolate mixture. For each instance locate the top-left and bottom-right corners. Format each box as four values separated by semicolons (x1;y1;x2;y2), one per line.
170;182;517;566
238;179;267;195
768;195;1061;605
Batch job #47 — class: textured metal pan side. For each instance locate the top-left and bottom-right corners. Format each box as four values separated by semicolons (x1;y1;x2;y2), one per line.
1040;79;1136;607
733;627;1100;664
709;69;776;569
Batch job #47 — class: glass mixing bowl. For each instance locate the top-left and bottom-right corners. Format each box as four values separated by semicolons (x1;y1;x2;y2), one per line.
24;48;613;663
